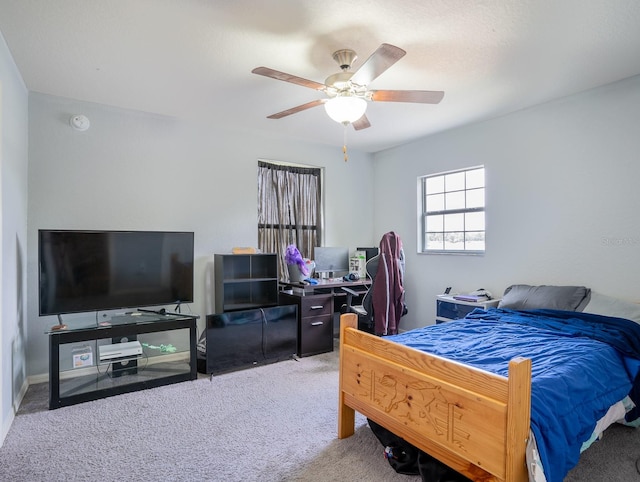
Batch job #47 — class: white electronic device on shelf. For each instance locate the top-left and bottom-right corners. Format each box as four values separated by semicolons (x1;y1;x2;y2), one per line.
350;251;367;279
98;340;143;364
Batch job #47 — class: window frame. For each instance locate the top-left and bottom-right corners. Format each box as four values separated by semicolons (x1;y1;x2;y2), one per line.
418;165;485;255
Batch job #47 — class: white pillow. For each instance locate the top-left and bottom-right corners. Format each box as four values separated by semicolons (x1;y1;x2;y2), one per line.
582;292;640;323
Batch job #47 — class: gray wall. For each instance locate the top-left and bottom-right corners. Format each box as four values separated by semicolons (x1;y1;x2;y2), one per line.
373;75;640;331
0;30;29;445
26;93;376;378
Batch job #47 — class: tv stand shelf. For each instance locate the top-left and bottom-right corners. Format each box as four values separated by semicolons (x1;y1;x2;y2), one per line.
47;313;198;409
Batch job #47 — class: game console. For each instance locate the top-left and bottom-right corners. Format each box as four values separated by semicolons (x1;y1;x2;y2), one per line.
98;340;143;364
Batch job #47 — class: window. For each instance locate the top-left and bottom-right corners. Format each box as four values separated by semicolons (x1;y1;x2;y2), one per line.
419;166;485;254
257;160;322;278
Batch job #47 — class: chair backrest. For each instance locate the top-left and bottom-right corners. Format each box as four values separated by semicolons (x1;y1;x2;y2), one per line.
340;254;378;328
367;231;408;335
343;232;407;334
361;254;379;317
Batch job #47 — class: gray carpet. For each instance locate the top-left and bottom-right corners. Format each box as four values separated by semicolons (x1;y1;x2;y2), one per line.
1;349;639;481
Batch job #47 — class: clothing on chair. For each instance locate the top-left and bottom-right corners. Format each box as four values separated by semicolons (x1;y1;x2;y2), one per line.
371;231;406;335
341;232;406;335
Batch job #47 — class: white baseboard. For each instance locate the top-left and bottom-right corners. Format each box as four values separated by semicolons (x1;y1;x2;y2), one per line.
1;377;30;447
13;378;29;412
28;372;48;385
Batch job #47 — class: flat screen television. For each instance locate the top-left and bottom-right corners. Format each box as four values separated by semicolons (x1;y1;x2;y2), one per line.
39;230;194;316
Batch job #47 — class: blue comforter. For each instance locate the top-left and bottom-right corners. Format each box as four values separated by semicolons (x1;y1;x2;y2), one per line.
387;308;640;482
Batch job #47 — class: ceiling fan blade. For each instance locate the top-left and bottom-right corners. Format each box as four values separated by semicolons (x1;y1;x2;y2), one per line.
266;99;326;119
252;66;326;91
352;115;371;131
349;43;406;86
370;89;445;104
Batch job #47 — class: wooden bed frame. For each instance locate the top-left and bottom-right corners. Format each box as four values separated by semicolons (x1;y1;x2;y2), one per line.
337;313;532;482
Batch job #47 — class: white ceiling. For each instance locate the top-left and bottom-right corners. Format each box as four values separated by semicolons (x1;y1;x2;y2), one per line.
1;0;640;153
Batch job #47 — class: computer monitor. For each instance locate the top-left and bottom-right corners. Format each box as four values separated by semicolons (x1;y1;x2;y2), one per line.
314;247;350;277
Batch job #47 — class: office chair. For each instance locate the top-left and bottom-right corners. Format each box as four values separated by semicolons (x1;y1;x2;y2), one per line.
341;255;379;334
342;231;408;335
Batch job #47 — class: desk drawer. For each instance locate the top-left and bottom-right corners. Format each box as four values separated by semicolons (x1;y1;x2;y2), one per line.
299;314;333;356
299;295;333;317
436;300;479;320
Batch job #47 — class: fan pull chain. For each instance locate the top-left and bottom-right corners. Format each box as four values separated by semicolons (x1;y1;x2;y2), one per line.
343;123;349;162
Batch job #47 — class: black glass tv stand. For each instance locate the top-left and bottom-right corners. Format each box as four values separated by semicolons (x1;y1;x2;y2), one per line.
47;312;198;409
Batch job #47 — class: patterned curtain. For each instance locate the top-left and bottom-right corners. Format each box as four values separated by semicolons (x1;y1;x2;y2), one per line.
257;161;322;281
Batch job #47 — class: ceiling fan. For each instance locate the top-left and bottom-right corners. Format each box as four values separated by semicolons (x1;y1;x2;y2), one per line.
251;43;444;130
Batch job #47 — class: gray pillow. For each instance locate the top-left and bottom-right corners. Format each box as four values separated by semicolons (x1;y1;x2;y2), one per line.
498;284;591;311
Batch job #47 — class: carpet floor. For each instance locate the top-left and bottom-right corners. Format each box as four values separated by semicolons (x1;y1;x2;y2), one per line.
1;348;640;481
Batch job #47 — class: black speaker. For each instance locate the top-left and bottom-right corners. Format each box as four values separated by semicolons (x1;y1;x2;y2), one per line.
111;335;138;377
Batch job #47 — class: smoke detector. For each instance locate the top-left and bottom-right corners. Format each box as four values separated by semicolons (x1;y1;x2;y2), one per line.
69;114;90;131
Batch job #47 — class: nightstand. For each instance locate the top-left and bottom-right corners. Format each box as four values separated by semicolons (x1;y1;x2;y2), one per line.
436;294;501;323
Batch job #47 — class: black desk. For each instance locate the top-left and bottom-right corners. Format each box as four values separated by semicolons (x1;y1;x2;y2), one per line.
282;278;371;296
47;312;198;409
279;279;371;355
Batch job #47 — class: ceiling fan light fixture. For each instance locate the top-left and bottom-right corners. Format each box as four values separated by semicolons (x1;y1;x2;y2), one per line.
253;43;444;131
324;96;367;124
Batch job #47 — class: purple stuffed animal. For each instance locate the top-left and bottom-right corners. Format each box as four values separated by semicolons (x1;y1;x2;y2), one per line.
285;244;309;276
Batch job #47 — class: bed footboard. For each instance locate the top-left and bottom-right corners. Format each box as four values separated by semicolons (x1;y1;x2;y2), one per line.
338;313;531;482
